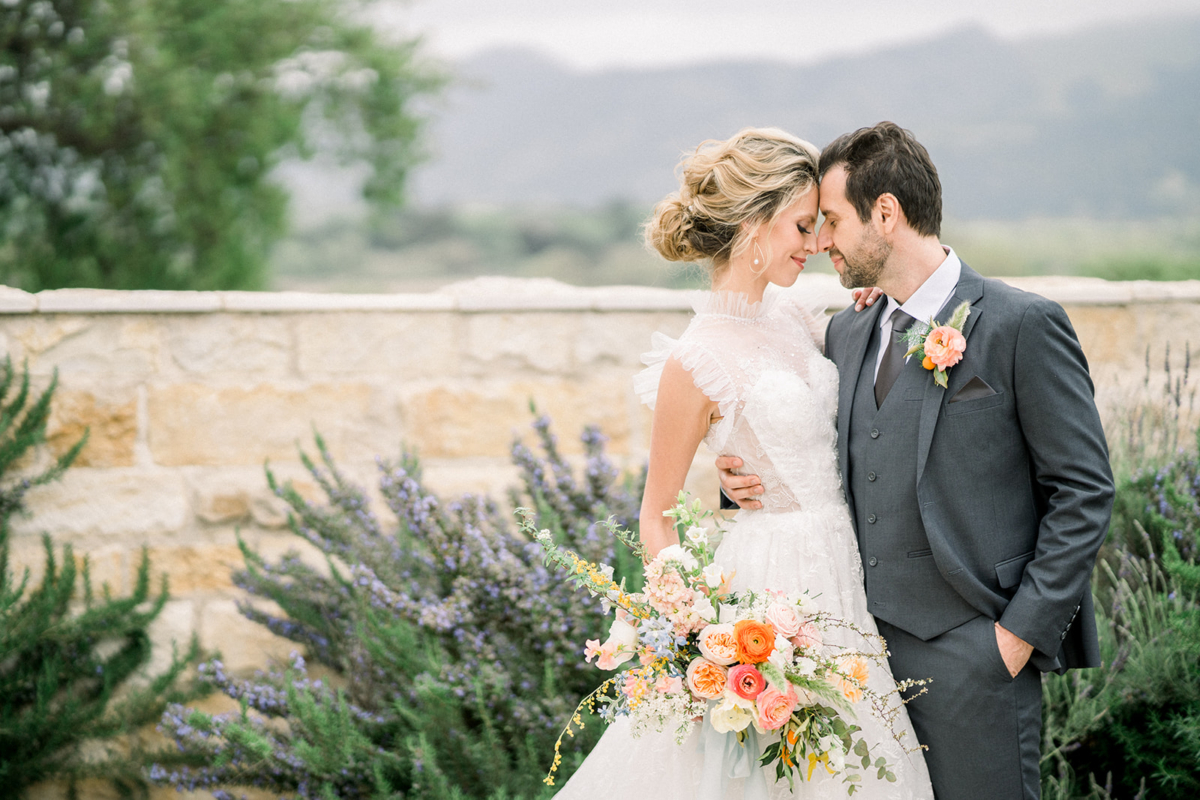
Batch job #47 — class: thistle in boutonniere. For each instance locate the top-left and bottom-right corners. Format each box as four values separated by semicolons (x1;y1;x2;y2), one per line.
901;300;971;389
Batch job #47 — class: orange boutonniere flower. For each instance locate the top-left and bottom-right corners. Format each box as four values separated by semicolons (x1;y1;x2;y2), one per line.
733;619;776;663
902;301;971;389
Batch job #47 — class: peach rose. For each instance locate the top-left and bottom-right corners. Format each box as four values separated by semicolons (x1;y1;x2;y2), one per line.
686;657;728;700
831;655;870;704
924;325;966;371
727;663;767;701
734;619;776;664
754;683;800;731
789;620;823;652
697;623;739;666
764;602;802;638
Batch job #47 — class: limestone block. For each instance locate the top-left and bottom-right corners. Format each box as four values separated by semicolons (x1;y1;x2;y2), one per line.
10;468;189;540
574;311;689;368
166;314;293;375
77;545;129;596
149;543;244;594
46;387;138;467
147;381;376;466
464;312;578;374
419;458;522;500
20;317;162;377
36;288;221;313
252;531;333;576
399;377;631;459
199;598;296;673
294;311;460;377
0;285;36;313
143;599;197;680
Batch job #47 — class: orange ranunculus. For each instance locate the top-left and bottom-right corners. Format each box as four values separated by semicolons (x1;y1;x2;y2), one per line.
733;619;776;663
686;657;728;700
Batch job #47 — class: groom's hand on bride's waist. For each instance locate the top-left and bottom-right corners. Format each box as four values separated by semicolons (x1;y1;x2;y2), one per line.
716;456;763;510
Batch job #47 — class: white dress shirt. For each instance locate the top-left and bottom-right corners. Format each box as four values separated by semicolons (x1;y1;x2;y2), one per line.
873;247;962;381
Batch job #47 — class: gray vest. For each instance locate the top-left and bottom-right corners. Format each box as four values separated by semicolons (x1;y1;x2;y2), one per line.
847;326;978;640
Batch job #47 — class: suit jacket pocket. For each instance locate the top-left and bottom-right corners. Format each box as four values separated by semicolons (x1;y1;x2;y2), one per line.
949;375;998;403
944;391;1006;416
995;550;1035;589
907;549;933;558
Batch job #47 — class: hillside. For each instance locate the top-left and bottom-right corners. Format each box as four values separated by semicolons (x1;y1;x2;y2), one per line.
403;15;1200;220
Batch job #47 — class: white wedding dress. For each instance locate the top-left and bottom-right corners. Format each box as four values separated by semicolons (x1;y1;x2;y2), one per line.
553;289;933;799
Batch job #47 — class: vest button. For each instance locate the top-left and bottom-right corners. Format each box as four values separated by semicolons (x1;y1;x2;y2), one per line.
868;557;878;567
867;472;877;481
867;514;877;523
870;429;880;439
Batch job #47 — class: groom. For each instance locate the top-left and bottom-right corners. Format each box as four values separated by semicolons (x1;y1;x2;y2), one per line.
717;122;1114;799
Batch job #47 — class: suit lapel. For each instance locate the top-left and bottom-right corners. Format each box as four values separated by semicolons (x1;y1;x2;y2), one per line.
915;264;986;482
838;300;885;515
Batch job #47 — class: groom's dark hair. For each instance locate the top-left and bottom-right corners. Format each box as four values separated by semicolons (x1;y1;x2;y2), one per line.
818;122;942;238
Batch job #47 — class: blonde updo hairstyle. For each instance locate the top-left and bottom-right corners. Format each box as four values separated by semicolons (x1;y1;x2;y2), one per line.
645;127;821;275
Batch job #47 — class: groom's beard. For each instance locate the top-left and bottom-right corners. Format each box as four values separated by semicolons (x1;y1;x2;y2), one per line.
835;228;891;289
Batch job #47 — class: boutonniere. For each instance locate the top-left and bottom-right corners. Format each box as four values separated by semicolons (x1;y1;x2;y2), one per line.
901;301;971;389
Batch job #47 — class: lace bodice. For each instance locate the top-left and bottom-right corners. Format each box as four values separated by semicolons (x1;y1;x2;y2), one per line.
635;289;843;514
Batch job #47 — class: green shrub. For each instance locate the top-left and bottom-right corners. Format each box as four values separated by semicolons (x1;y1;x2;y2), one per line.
1043;411;1200;799
0;356;202;797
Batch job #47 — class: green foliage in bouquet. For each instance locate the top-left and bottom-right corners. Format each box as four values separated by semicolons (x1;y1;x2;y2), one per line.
150;414;646;799
0;356;202;797
1042;424;1200;799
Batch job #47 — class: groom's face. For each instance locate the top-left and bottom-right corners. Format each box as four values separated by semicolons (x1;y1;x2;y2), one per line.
818;165;891;289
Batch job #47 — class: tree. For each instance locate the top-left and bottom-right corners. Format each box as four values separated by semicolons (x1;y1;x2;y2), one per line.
0;0;440;291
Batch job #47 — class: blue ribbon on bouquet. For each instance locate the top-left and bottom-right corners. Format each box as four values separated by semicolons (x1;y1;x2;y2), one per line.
696;701;770;800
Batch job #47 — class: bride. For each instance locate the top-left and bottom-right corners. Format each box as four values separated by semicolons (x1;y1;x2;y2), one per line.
553;128;933;798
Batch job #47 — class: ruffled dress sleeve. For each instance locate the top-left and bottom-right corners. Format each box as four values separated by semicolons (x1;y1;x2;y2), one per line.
632;294;748;453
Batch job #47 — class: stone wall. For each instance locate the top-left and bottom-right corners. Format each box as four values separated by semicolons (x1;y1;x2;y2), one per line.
3;274;1199;678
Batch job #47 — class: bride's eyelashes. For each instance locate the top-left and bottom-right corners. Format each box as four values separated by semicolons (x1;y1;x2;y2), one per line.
797;225;812;235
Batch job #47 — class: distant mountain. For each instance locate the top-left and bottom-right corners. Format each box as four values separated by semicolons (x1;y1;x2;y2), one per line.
406;16;1200;220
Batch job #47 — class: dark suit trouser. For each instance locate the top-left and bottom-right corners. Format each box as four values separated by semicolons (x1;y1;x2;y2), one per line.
877;615;1041;800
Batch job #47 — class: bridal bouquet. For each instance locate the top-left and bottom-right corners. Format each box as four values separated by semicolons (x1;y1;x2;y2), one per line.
517;495;913;795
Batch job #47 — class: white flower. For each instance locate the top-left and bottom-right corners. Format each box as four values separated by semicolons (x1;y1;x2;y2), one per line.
718;602;739;624
702;563;724;589
608;617;638;652
599;563;614;581
691;595;717;623
768;635;794;671
535;529;553;543
709;694;754;733
685;526;708;546
794;593;818;616
793;656;817;677
656;544;699;572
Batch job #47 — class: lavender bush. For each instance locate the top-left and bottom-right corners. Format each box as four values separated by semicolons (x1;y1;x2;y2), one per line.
150;414;646;799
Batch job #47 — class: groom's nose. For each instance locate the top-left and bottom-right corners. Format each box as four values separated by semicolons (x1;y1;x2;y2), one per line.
816;226;832;252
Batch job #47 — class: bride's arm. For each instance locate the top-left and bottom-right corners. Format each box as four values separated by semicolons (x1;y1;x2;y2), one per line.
639;356;719;558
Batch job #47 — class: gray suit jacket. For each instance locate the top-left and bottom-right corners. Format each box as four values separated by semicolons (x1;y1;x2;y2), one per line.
825;263;1114;671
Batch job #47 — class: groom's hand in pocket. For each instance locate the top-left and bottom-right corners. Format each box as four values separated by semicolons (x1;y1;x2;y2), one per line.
715;456;763;510
995;622;1034;678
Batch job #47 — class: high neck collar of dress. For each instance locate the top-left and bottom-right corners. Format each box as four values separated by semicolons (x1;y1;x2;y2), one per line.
690;290;780;320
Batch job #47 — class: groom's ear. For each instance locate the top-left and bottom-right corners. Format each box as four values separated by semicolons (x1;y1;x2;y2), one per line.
874;192;902;236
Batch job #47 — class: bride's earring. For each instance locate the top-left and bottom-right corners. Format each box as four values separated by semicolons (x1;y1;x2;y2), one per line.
751;239;767;275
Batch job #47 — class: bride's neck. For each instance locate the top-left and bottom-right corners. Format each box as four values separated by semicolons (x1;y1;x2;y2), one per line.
711;259;768;303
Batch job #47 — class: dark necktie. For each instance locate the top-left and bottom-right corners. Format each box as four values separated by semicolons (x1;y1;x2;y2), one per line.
875;308;914;408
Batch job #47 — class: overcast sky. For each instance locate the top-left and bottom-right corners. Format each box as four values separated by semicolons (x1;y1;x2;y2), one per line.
369;0;1200;70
